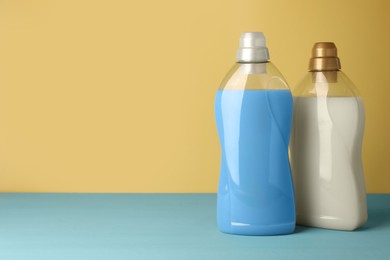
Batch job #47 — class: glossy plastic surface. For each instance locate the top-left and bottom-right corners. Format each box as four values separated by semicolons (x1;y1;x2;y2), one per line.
219;62;290;90
290;71;367;230
215;62;295;235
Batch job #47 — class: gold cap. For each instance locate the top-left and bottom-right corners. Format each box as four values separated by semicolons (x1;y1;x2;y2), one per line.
309;42;341;71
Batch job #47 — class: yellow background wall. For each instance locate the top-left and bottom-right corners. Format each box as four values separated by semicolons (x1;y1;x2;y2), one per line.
0;0;389;193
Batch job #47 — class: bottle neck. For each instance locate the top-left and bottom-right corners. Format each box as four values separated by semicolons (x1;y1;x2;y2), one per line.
237;62;269;74
311;71;339;83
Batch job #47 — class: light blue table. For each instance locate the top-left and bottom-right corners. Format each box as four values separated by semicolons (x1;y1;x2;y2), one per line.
0;194;389;259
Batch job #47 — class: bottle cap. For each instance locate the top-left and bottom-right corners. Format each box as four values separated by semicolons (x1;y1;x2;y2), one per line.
309;42;341;71
236;32;270;62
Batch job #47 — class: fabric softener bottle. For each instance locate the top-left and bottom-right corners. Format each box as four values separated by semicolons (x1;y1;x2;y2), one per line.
290;42;367;231
214;32;296;235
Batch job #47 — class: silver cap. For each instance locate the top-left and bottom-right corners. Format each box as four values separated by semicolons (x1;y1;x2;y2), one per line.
236;32;270;62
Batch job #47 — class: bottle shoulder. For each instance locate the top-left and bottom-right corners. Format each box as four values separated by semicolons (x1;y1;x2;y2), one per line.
292;71;361;97
219;62;290;91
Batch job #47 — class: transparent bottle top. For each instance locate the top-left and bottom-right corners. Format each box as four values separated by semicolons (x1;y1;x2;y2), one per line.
293;71;360;97
218;62;290;91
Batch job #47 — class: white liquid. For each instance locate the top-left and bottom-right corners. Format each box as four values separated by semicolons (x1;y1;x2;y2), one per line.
290;96;367;230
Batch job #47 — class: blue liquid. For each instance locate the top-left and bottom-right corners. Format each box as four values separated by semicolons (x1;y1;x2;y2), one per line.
215;90;295;235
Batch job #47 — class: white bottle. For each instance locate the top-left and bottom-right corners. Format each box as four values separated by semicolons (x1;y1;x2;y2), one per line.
290;42;367;230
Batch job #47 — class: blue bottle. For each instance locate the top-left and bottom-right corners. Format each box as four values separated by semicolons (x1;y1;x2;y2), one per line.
214;32;295;235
